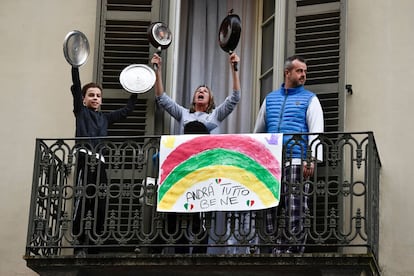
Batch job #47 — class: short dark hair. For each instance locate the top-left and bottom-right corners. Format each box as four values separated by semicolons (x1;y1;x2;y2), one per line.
284;55;307;71
81;82;103;97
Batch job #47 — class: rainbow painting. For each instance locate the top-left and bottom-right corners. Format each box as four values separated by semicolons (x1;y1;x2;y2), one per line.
157;133;283;212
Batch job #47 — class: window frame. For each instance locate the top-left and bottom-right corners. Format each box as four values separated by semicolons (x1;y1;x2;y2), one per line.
256;0;346;132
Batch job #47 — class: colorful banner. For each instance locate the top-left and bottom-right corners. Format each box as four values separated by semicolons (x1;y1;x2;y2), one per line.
157;133;283;212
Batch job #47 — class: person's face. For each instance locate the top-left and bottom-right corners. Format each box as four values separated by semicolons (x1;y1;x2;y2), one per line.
193;86;210;108
285;59;307;88
83;87;102;111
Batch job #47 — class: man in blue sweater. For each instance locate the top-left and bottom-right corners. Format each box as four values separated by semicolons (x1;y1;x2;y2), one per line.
254;55;324;254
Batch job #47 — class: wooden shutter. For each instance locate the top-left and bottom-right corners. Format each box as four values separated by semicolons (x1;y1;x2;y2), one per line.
286;0;345;132
93;0;162;240
286;0;346;253
95;0;162;136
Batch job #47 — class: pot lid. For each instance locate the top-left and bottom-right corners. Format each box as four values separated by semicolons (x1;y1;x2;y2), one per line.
63;30;90;67
119;64;156;93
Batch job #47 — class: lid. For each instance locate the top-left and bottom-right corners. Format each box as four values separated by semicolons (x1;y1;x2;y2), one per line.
63;30;90;67
119;64;156;93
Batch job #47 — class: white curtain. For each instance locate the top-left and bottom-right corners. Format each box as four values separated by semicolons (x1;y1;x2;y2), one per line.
171;0;256;134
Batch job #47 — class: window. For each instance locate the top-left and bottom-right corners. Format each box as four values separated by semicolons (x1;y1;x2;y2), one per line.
259;0;346;253
259;0;345;132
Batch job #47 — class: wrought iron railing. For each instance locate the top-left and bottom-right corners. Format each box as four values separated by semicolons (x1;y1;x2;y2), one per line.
25;132;380;260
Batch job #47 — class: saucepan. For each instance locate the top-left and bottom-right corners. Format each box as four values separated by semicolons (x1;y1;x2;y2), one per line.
218;10;241;71
147;22;172;70
63;30;90;67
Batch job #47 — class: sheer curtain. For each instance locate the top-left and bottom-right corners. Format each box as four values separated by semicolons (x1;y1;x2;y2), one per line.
171;0;256;134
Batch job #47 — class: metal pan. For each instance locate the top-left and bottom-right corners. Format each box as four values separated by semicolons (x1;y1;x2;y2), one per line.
63;30;90;67
218;10;241;71
119;64;156;94
147;22;172;70
147;22;172;50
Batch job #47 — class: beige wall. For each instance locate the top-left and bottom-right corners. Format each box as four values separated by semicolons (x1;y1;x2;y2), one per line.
0;1;97;275
346;0;414;275
1;0;414;275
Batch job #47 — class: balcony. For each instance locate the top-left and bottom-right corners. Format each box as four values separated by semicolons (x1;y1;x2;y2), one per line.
24;132;381;276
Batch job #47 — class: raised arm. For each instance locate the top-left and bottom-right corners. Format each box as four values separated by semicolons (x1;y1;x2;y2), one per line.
230;52;240;92
106;93;138;124
215;53;241;122
71;67;83;114
151;53;164;97
150;52;184;121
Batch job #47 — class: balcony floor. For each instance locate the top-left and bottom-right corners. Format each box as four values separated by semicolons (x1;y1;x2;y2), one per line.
25;252;380;276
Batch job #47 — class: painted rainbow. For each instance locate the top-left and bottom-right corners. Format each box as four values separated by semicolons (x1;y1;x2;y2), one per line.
157;134;282;211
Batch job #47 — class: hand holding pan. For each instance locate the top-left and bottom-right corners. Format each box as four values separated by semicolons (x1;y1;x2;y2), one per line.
147;22;172;71
63;30;90;67
218;9;241;71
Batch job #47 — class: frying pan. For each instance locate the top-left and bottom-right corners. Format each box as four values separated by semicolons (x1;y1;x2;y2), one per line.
147;22;172;70
63;30;90;67
218;10;241;71
119;64;156;94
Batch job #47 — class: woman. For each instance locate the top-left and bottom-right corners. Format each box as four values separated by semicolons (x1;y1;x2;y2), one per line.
151;52;240;134
151;52;241;254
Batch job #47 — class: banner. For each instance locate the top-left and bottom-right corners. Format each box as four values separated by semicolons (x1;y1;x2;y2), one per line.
157;133;283;212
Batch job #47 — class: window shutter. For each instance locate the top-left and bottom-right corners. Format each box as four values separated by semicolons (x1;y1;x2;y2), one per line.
94;0;162;238
287;0;345;132
96;0;162;136
258;0;276;105
286;0;346;253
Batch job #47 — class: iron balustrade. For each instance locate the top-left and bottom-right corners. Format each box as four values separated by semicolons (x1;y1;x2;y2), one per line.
25;132;380;260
